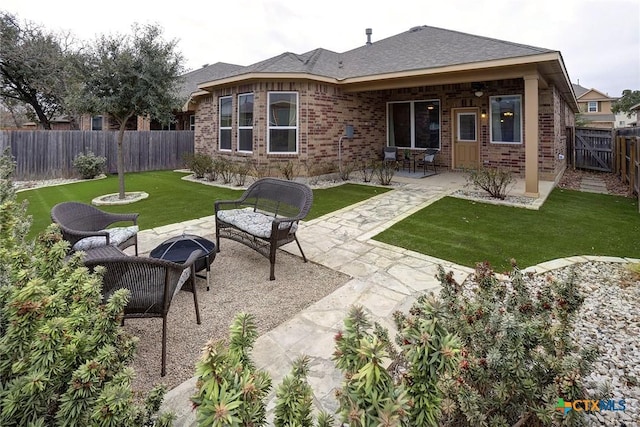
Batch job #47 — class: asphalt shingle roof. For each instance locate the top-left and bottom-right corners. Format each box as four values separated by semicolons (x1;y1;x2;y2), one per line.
186;25;558;93
337;25;554;78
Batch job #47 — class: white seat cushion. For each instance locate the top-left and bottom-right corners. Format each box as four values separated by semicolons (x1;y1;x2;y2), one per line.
73;225;139;251
217;208;297;239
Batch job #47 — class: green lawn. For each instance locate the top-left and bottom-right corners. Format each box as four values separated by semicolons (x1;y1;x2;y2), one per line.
374;188;640;271
18;171;390;239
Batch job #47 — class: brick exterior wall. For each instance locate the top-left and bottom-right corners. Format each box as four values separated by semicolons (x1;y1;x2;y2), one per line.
193;78;575;181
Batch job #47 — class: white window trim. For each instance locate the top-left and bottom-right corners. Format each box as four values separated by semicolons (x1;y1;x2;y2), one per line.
489;95;523;144
267;91;299;154
588;101;598;113
457;112;477;142
189;115;195;131
386;99;441;149
219;96;232;151
237;93;254;153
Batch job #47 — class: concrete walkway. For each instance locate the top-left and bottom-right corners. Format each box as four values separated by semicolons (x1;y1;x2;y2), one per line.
151;172;556;425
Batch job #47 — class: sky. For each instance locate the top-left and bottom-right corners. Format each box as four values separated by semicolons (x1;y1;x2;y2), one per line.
4;0;639;98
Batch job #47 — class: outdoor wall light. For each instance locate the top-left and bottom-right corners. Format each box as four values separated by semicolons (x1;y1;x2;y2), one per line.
481;109;487;118
472;82;486;98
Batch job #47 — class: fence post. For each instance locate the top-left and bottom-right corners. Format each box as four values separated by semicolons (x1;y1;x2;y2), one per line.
630;138;636;197
614;136;620;176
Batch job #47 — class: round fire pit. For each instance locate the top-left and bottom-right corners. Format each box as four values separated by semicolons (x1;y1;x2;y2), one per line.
149;234;217;290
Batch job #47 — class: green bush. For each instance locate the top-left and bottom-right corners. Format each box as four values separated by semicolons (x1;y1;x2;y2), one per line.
73;151;106;179
187;219;595;426
466;166;514;199
184;153;214;179
0;152;173;427
437;262;597;426
192;313;272;426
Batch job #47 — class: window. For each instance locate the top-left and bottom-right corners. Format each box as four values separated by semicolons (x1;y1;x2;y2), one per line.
458;112;477;141
91;115;103;131
238;93;254;152
189;115;195;131
588;101;598;112
219;96;232;150
490;95;522;144
387;100;440;149
268;92;298;153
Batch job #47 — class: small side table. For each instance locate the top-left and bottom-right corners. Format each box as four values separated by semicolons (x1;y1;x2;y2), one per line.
150;234;217;291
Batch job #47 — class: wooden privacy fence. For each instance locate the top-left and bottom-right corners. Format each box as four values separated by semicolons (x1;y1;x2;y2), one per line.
573;127;614;172
0;130;194;180
614;135;640;198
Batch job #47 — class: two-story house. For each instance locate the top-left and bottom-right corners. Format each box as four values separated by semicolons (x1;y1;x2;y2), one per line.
573;83;618;128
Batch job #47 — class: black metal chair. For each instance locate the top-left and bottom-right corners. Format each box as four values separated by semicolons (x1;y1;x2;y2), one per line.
382;146;397;164
51;202;139;255
417;149;439;175
84;249;203;376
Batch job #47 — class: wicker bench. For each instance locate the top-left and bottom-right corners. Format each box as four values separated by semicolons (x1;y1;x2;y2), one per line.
214;178;313;280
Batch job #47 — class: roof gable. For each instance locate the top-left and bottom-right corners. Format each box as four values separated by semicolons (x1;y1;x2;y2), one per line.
572;84;615;101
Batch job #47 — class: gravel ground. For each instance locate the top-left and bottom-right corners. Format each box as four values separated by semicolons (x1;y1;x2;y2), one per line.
128;239;350;397
524;261;640;426
558;168;631;196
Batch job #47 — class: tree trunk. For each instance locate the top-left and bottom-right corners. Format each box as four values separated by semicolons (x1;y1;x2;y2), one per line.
117;121;127;199
29;98;51;130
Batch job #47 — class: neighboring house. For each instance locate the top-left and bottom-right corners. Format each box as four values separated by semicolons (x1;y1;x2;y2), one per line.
185;25;579;196
616;102;639;128
21;116;76;130
78;113;182;130
573;83;618;129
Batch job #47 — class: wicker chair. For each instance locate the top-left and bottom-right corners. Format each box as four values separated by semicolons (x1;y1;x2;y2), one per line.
84;249;203;376
214;178;313;280
51;202;139;255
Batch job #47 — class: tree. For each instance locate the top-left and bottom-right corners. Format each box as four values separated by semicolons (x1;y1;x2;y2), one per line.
611;89;640;116
71;23;184;199
0;12;80;129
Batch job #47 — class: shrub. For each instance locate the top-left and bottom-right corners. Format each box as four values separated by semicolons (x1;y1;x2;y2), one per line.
274;355;335;427
0;153;173;426
333;304;458;427
73;151;106;179
359;159;375;183
279;160;298;181
233;159;252;186
374;160;395;185
184;153;214;179
192;312;272;426
252;162;272;179
436;262;597;426
214;157;235;184
338;161;355;181
466;166;514;199
193;313;334;427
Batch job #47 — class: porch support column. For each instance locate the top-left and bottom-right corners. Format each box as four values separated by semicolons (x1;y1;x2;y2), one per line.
524;74;539;197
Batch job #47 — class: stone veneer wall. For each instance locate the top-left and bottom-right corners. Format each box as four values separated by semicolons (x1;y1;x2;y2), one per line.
193;78;573;180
